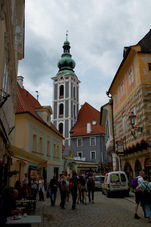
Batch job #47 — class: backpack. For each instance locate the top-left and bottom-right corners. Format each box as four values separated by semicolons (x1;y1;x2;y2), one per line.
61;181;67;191
69;179;75;191
131;177;138;189
142;183;151;204
87;178;95;190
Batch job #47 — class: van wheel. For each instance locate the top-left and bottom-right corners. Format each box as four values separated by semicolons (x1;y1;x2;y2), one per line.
106;191;110;198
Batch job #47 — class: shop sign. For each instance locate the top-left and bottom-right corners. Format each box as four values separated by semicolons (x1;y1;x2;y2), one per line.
146;159;151;167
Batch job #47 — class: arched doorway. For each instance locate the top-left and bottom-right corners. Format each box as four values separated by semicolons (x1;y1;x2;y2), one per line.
135;160;142;177
124;162;133;184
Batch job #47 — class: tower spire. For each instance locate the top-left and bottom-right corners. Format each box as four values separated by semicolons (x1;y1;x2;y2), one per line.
66;30;69;41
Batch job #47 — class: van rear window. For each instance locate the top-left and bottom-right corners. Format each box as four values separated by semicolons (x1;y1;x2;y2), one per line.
121;173;126;182
110;174;120;183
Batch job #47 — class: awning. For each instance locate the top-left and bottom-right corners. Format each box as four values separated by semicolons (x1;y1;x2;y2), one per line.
9;145;47;167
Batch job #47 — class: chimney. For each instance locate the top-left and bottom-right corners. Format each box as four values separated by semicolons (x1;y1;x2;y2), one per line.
87;123;91;133
17;76;24;89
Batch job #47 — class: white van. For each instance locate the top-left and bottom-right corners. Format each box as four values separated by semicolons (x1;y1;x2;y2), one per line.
102;171;129;197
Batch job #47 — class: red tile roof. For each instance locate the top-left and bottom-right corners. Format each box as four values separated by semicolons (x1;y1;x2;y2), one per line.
70;102;105;137
16;83;63;138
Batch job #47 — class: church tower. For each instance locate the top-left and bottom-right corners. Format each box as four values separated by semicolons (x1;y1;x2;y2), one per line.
52;34;80;146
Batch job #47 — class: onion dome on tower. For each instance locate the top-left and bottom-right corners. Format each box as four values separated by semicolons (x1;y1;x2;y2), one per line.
55;32;77;77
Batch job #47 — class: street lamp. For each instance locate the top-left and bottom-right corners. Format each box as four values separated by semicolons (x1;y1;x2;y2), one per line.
129;112;143;138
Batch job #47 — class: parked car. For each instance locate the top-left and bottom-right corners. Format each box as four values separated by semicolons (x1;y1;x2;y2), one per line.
102;171;129;197
94;175;105;190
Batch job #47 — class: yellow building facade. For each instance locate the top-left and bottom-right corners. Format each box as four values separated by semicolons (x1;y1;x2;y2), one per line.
107;30;151;180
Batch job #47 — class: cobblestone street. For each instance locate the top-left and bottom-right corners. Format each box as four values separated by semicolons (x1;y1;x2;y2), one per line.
35;191;149;227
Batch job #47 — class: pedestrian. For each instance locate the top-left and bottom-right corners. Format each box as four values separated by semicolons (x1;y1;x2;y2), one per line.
70;171;79;210
80;175;87;205
22;173;29;186
133;170;146;219
59;175;67;209
77;173;82;204
136;175;151;223
87;174;95;203
38;176;45;201
65;176;70;202
31;178;38;200
48;175;58;206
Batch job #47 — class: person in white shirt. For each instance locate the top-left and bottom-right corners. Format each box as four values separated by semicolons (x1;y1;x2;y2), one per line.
134;170;146;219
22;173;28;185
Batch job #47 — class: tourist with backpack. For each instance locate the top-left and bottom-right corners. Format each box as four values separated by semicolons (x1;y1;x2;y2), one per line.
131;170;146;219
59;175;67;209
87;174;95;203
70;171;79;210
136;175;151;223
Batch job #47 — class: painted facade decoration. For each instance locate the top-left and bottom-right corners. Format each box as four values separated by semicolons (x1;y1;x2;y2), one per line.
107;30;151;181
100;101;119;171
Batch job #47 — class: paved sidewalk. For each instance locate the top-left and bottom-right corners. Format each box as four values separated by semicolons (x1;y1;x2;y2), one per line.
124;191;135;204
34;191;149;227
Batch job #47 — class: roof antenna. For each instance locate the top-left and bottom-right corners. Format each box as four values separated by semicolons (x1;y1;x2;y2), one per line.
36;91;39;101
66;30;69;41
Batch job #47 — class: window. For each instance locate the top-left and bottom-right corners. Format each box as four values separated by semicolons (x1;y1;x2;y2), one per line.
121;82;124;96
47;141;50;156
110;174;120;183
115;93;117;105
60;85;64;96
148;63;151;71
59;123;63;134
77;152;82;157
57;145;59;158
131;106;136;126
90;151;96;160
54;144;56;157
59;103;64;115
122;115;126;133
129;68;133;85
121;173;126;182
77;138;83;147
32;134;37;152
116;122;119;137
39;137;43;153
73;87;76;100
90;137;96;146
74;105;76;119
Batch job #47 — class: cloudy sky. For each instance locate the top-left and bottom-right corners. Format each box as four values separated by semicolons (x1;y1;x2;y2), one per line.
18;0;151;111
